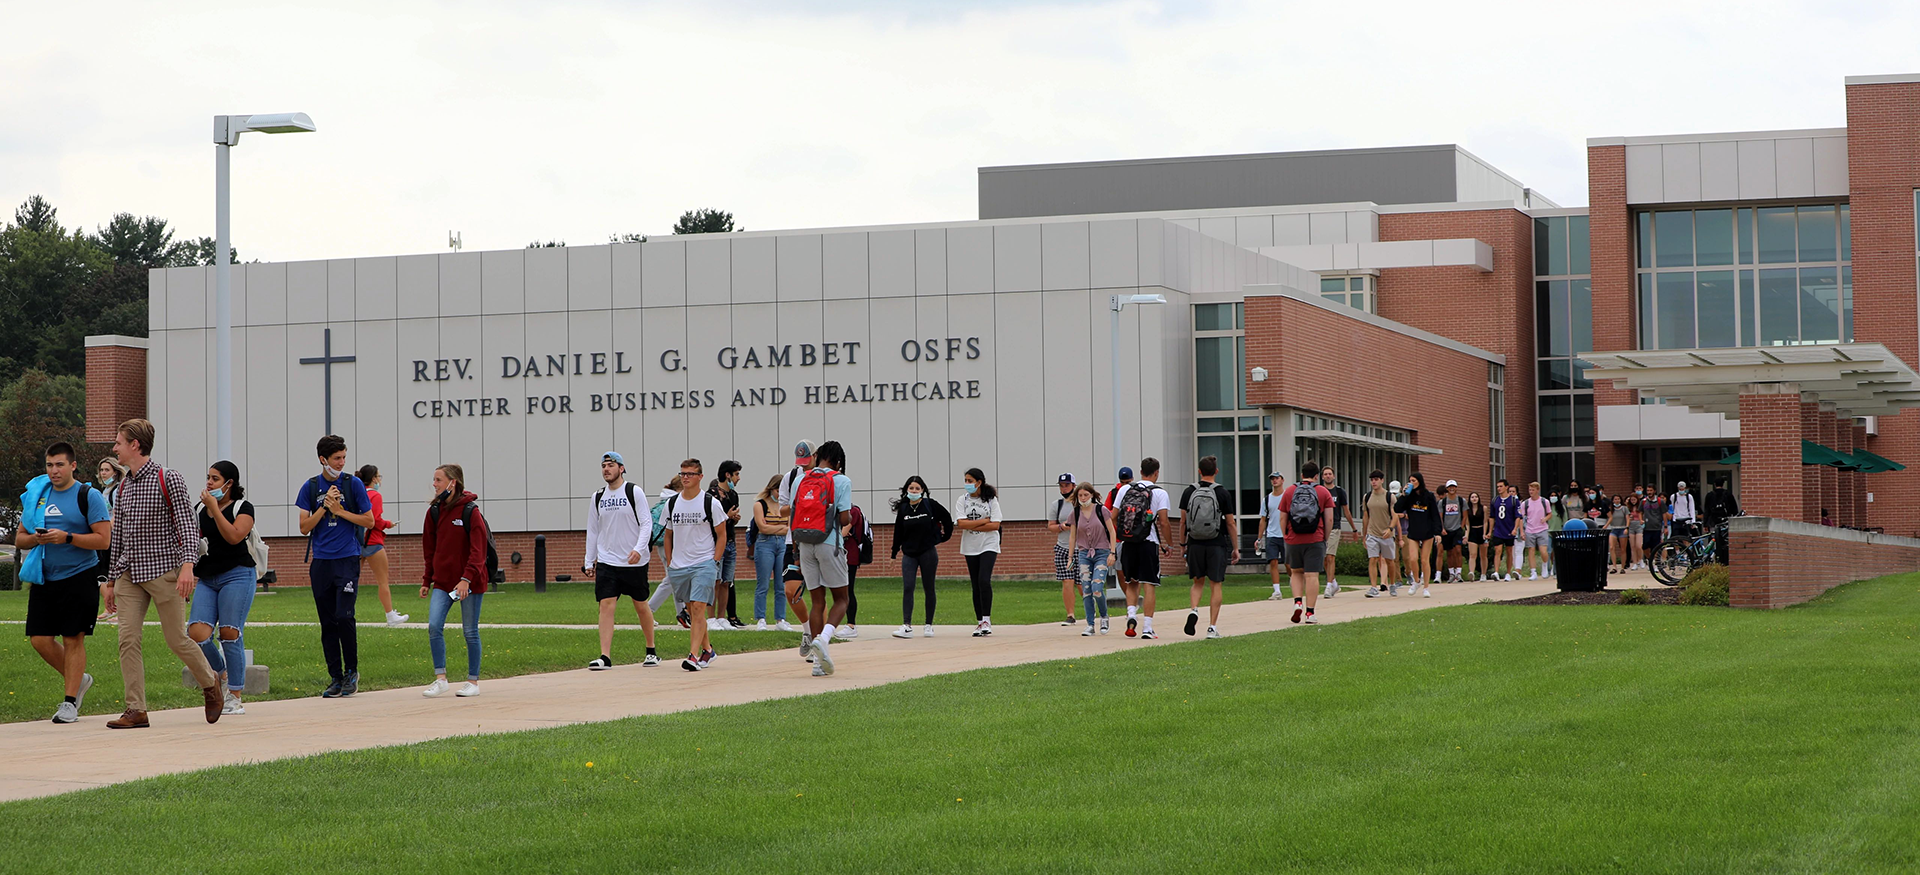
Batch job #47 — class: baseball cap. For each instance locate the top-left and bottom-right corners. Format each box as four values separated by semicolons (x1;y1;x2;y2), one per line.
1268;471;1283;479
602;451;625;466
1445;479;1458;487
1676;480;1687;488
1058;472;1076;484
1118;466;1134;480
1389;479;1402;494
793;440;817;459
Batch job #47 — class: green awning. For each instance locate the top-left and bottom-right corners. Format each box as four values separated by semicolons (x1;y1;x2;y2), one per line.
1852;448;1908;473
1715;442;1863;468
1719;452;1740;465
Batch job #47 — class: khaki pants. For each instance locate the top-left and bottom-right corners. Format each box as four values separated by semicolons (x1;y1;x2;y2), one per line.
116;570;217;711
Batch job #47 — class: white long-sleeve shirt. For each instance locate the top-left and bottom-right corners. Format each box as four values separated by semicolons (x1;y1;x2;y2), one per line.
585;481;650;567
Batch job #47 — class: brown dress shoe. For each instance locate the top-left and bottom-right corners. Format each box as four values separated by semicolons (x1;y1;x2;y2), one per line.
107;709;149;729
203;681;224;724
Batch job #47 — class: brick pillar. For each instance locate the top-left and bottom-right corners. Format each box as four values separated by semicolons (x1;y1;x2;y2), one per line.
1587;144;1640;493
1818;404;1840;526
1738;383;1805;522
84;335;149;442
1847;80;1920;534
1853;423;1870;529
1799;401;1823;523
1834;416;1858;528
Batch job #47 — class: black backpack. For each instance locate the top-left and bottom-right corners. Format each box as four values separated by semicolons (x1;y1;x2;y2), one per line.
429;501;503;584
1115;483;1158;543
301;474;369;562
1287;482;1323;536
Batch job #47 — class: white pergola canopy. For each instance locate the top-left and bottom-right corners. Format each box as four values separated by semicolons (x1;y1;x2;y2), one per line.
1295;429;1443;456
1581;343;1920;417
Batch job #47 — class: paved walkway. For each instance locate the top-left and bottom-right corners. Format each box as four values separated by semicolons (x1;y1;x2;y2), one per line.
0;576;1571;802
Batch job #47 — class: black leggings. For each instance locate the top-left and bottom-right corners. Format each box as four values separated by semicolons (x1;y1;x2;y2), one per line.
846;567;859;624
901;549;938;625
966;551;998;620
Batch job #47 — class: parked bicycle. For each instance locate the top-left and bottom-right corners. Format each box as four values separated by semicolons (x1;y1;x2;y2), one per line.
1649;521;1729;586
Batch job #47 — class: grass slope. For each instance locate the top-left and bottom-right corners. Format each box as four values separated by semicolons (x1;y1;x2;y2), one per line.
4;575;1919;872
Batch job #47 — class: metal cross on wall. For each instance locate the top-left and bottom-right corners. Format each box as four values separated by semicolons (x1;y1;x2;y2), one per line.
299;328;356;435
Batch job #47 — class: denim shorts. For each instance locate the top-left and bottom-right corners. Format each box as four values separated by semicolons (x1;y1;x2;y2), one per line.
360;543;384;559
667;562;719;606
717;537;736;583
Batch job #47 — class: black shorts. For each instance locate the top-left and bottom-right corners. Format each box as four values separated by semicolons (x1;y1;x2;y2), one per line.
1442;530;1464;549
1185;544;1229;583
25;570;100;638
1491;535;1515;548
1119;540;1161;585
1285;541;1326;571
782;543;804;583
594;562;650;602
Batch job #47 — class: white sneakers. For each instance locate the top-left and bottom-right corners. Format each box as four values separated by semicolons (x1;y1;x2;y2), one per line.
1421;585;1432;598
971;620;993;637
1267;589;1285;601
922;625;936;638
836;625;859;640
386;610;410;626
892;625;915;639
422;679;448;698
223;690;246;715
811;636;835;676
755;619;769;631
1322;578;1339;599
1205;626;1222;639
457;682;481;697
775;620;794;632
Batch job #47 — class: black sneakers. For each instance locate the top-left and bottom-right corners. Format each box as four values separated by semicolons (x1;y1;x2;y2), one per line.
1184;612;1199;636
322;677;344;698
339;671;359;697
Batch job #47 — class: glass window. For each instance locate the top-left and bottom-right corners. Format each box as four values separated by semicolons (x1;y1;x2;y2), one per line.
1655;211;1693;268
1636;212;1653;268
1739;270;1756;347
1573;395;1594;446
1197;417;1234;433
1573;356;1594;390
1195;337;1236;410
1657;271;1695;349
1238;416;1261;431
1570;280;1592;355
1540;452;1570;493
1638;274;1654;350
1798;206;1837;263
1759;268;1799;345
1840;204;1851;262
1738;208;1755;264
1695;209;1734;266
1320;277;1345;293
1537;281;1568;356
1575;451;1595;487
1843;266;1853;341
1195;303;1236;331
1535;217;1554;276
1540;396;1572;447
1569;215;1590;275
1696;270;1737;348
1350;277;1366;291
1236;336;1249;409
1757;207;1796;263
1800;266;1840;344
1539;359;1570;391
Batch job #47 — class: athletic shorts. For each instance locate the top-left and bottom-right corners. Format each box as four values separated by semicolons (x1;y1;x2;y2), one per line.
1523;530;1552;549
1286;541;1326;571
797;541;849;591
594;562;650;602
1442;530;1463;549
1467;530;1485;545
1119;540;1161;585
1185;544;1228;583
1491;535;1516;548
1325;526;1343;552
667;561;719;606
25;570;100;638
1054;543;1077;582
1265;536;1286;561
1364;534;1397;559
782;543;804;583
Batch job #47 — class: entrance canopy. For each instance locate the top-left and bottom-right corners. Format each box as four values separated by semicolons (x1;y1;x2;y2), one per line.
1580;343;1920;417
1294;429;1443;456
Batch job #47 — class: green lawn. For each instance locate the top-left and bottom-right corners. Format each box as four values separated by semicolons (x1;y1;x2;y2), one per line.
6;573;1918;872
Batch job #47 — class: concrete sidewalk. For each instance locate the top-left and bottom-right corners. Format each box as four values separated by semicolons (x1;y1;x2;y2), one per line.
0;576;1558;802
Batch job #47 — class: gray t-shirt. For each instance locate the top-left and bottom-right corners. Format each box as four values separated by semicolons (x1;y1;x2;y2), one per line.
1051;493;1076;548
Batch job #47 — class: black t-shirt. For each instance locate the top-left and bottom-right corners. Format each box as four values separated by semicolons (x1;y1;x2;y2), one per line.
710;484;741;542
196;500;256;579
1326;485;1349;526
1178;482;1235;548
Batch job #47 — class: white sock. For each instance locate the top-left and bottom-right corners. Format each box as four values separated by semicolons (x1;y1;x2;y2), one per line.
1127;605;1138;618
1272;583;1283;594
821;624;836;641
982;616;990;625
1143;617;1154;631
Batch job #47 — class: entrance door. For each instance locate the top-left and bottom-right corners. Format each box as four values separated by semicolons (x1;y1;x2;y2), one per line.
1661;464;1700;500
1700;463;1739;496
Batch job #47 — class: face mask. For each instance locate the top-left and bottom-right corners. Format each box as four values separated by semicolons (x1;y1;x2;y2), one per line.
323;461;344;478
965;483;979;495
908;491;923;503
209;488;225;501
1079;497;1093;507
99;477;115;487
437;488;453;503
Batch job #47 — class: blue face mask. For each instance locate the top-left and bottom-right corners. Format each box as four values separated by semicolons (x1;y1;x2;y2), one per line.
209;487;225;501
99;477;115;487
965;482;979;495
908;491;923;503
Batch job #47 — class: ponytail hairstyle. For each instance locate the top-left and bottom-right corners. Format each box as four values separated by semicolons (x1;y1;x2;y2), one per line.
356;463;380;485
211;460;245;502
963;467;997;503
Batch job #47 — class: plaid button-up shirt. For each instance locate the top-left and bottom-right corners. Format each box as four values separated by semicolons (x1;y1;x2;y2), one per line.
108;459;198;584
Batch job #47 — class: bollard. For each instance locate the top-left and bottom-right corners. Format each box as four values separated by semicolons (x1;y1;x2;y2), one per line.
534;534;547;593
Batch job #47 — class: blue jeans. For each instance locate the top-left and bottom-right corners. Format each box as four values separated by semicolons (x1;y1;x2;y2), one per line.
1076;548;1111;625
428;589;484;681
190;565;256;691
752;535;787;621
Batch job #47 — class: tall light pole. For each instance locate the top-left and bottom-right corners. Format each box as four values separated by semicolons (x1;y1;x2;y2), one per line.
213;112;315;460
1110;293;1169;475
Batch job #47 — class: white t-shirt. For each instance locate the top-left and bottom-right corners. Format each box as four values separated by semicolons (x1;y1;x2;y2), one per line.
777;465;805;545
1051;492;1077;547
957;494;1004;555
1670;492;1697;521
1262;492;1288;539
585;481;649;567
1123;480;1171;544
665;492;727;569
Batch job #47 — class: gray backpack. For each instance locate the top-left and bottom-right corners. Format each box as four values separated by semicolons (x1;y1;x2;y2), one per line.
1186;486;1224;540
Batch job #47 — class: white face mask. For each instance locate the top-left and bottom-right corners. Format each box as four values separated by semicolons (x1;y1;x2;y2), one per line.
323;461;345;478
907;491;923;503
1078;497;1093;507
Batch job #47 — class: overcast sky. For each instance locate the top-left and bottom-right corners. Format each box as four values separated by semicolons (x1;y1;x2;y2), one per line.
6;0;1918;263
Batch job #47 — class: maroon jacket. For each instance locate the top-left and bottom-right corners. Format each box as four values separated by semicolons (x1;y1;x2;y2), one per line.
420;490;490;593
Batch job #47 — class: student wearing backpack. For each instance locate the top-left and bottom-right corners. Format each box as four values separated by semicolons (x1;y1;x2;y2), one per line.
1047;472;1081;627
296;435;376;699
838;503;872;640
1360;470;1401;597
788;441;855;675
584;451;659;670
188;461;257;716
1180;455;1238;638
1067;481;1117;635
665;459;729;672
889;475;953;639
1115;457;1171;639
17;441;113;724
1278;460;1335;623
954;467;1005;637
419;464;491;698
645;474;692;625
708;460;746;631
775;442;818;650
1520;481;1554;580
1257;471;1289;600
1488;479;1521;580
1105;466;1135;597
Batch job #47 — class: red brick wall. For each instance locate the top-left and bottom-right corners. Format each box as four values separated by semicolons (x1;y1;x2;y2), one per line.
260;519;1082;590
1737;387;1804;522
1376;208;1535;488
85;343;147;443
1586;145;1640;492
1846;80;1920;535
1243;292;1495;494
1800;402;1823;524
1729;517;1920;608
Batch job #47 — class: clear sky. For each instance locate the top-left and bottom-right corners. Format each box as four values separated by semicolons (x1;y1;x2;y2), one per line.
5;0;1917;262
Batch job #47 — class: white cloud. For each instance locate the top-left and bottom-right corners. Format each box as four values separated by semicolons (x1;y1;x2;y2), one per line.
4;0;1918;261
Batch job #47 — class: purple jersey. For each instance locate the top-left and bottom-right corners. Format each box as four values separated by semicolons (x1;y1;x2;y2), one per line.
1491;495;1521;539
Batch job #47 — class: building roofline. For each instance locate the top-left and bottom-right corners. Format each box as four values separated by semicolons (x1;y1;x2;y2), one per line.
1587;127;1846;148
1846;73;1920;86
978;143;1462;174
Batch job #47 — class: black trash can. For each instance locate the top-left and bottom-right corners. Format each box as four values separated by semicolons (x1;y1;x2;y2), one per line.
1553;528;1609;592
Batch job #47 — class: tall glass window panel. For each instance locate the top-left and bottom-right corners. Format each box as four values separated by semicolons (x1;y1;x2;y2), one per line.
1236;336;1250;409
1535;218;1555;276
1198;436;1234;493
1570;280;1593;355
1695;209;1734;266
1638;274;1654;350
1696;270;1738;348
1637;213;1653;269
1538;280;1570;356
1237;434;1262;531
1655;211;1694;268
1538;359;1571;391
1800;267;1840;344
1573;396;1595;446
1739;270;1757;347
1569;215;1590;275
1839;204;1851;262
1798;206;1837;263
1739;208;1756;264
1657;271;1696;349
1540;396;1572;447
1757;207;1797;264
1195;337;1236;410
1843;266;1853;341
1575;452;1595;487
1540;453;1570;493
1759;268;1799;345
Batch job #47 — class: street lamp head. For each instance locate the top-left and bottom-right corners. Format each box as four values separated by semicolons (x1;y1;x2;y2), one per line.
1127;293;1168;305
215;112;316;145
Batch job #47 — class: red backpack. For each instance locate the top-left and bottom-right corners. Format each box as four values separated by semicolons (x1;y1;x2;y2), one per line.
791;468;837;544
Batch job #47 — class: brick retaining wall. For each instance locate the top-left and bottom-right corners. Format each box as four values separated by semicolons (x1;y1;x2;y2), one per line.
1728;515;1920;608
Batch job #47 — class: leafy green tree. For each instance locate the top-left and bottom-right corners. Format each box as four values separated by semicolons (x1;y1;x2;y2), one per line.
672;209;740;235
178;236;239;266
0;370;101;518
609;233;648;244
526;240;566;248
0;201;112;383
